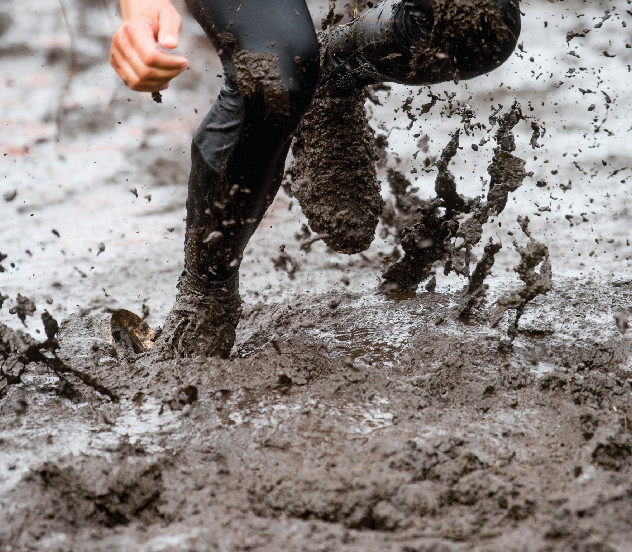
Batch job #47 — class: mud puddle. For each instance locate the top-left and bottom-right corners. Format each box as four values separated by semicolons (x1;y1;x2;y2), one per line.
2;0;632;550
2;281;632;551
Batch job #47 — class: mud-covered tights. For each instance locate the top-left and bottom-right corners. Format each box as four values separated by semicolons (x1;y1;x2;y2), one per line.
181;0;521;285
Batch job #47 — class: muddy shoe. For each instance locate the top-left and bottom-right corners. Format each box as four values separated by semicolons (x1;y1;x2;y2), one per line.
323;0;435;94
290;36;383;254
155;271;242;359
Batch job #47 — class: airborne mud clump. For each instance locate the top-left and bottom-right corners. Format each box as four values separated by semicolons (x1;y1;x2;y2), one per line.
290;38;383;254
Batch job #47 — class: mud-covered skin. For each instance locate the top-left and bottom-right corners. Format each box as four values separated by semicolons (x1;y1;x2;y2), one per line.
2;282;632;551
156;271;242;359
290;60;383;253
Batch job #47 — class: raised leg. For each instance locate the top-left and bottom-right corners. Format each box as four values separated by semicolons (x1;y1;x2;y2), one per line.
324;0;521;93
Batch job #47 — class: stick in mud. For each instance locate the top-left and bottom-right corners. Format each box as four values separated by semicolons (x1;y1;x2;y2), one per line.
0;310;119;401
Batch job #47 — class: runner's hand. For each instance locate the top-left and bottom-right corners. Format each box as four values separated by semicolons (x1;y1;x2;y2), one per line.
110;0;188;92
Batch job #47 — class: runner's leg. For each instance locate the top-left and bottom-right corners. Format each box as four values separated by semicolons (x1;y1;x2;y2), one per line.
161;0;319;358
183;0;320;281
325;0;521;93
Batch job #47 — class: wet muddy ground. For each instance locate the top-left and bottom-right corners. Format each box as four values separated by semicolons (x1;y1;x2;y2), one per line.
1;0;632;550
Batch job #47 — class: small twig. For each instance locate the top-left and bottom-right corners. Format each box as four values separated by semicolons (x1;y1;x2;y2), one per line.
27;346;119;401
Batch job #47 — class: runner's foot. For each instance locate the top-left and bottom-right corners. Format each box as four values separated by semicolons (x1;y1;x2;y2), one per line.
155;271;242;359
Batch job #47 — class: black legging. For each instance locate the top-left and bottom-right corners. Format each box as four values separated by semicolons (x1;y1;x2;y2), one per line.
181;0;520;284
182;0;320;283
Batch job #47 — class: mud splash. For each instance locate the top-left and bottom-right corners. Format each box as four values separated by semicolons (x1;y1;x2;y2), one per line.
382;101;528;301
490;216;552;337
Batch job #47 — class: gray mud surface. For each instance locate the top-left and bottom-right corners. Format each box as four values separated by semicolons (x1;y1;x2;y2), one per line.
2;282;632;551
2;1;632;551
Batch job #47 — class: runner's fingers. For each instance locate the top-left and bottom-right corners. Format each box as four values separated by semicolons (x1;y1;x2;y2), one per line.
127;81;170;93
123;20;188;70
110;48;139;88
115;29;185;83
111;49;169;91
157;5;183;49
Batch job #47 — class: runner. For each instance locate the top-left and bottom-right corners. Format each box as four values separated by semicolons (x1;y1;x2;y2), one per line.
110;0;521;358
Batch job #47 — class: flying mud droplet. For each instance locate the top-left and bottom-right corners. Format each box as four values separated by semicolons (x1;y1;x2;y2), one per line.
203;230;223;245
3;189;17;202
41;310;60;342
272;245;300;280
489;216;552;337
9;294;36;326
530;121;544;149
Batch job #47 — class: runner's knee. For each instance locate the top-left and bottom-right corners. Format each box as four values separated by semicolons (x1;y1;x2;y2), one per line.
453;0;521;77
230;40;319;120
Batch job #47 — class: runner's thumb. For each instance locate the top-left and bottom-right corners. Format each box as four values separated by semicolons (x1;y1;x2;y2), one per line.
157;6;182;49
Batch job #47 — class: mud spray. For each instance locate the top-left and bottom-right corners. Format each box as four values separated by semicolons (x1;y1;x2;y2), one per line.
2;1;632;550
